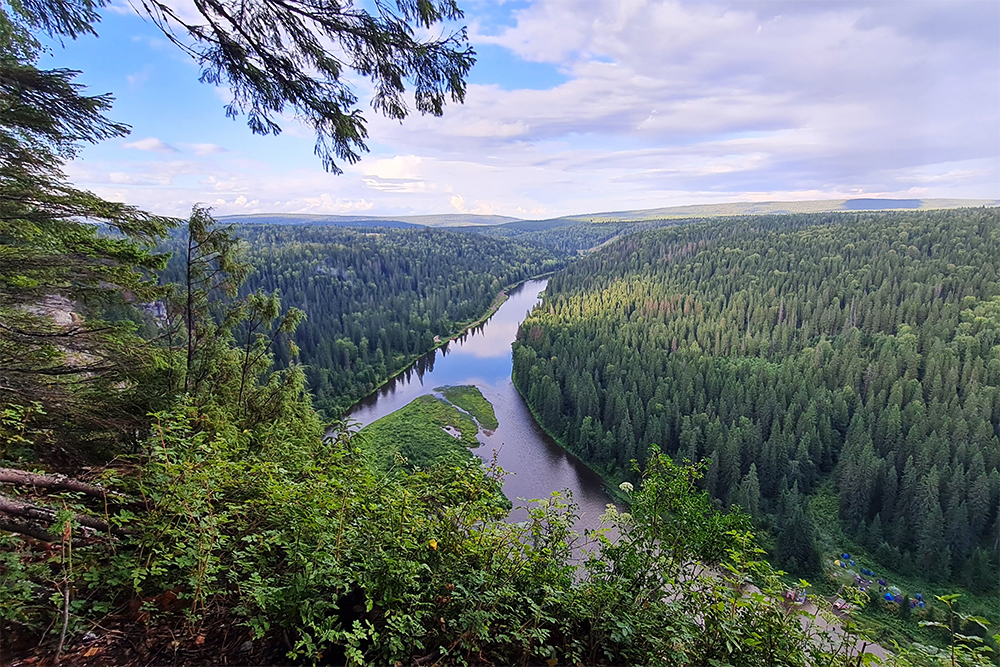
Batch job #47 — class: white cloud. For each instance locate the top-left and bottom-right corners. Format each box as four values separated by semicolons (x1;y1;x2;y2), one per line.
363;178;429;193
454;119;530;138
362;155;425;180
298;194;375;213
62;0;999;217
126;67;153;89
123;137;177;152
185;143;228;155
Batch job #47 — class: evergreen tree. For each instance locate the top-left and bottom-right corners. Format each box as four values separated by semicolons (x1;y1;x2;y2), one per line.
0;35;172;447
734;463;761;520
776;485;820;574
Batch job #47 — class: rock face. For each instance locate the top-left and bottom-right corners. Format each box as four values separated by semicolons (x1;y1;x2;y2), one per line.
27;295;79;325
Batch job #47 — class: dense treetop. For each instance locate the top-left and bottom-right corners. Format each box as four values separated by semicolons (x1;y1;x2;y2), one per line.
513;208;1000;587
161;223;565;415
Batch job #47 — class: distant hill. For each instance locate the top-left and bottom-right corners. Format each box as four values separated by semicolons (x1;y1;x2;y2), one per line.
550;198;999;223
447;198;1000;255
220;199;997;233
396;214;521;227
218;213;520;228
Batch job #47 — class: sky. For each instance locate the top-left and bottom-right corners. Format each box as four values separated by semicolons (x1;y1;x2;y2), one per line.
42;0;1000;219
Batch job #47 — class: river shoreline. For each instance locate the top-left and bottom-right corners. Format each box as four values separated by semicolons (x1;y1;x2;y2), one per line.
345;277;617;529
510;367;629;504
342;272;556;420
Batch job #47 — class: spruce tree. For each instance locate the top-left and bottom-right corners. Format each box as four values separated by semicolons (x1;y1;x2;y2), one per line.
0;38;172;448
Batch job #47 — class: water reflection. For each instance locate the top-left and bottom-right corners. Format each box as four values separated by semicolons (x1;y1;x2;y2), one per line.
348;279;614;530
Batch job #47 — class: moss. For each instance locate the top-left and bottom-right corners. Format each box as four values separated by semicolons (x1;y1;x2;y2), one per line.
436;385;499;430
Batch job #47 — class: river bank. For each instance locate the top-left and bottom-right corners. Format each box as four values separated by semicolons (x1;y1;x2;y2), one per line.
341;273;555;422
346;278;616;529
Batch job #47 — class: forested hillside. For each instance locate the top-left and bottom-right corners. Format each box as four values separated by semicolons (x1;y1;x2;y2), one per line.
513;208;1000;587
162;225;565;415
464;217;677;253
460;199;997;255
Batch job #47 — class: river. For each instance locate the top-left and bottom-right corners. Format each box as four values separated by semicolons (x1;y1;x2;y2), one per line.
348;278;614;527
345;279;892;658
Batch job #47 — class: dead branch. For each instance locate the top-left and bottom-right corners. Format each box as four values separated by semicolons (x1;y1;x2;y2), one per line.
0;493;127;537
0;517;61;542
0;467;128;500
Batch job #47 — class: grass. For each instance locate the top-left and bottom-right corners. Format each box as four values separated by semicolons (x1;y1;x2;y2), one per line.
358;389;512;510
358;394;480;471
359;386;500;471
436;385;499;430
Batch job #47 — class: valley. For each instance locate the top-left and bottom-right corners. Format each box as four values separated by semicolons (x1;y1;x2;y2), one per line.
4;0;999;661
238;206;1000;654
5;198;999;665
338;207;1000;652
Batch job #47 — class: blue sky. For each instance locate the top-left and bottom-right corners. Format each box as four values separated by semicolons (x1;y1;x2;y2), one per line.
43;0;1000;219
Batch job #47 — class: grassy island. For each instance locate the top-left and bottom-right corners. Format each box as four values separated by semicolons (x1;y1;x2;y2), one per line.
436;385;499;430
359;389;494;470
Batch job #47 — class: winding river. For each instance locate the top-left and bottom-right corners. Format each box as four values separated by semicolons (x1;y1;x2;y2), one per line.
347;280;887;658
348;279;614;526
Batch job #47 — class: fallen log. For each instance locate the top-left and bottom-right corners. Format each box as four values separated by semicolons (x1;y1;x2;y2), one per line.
0;493;127;540
0;467;127;500
0;517;62;543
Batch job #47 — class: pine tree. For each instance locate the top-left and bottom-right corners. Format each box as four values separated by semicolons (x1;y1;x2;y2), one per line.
776;485;820;574
0;40;172;447
734;463;761;520
915;470;952;582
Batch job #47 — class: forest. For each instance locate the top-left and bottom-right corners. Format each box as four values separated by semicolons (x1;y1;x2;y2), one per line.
160;224;565;415
3;0;999;656
10;204;952;665
512;208;1000;590
462;216;683;254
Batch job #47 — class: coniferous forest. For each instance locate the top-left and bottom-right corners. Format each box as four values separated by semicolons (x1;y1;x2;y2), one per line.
161;225;565;414
4;0;1000;659
513;208;1000;588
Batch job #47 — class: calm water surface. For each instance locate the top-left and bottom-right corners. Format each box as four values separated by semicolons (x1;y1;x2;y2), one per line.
348;279;613;528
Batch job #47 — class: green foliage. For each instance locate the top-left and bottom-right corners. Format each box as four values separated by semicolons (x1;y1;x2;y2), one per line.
513;209;1000;590
155;209;316;435
3;363;990;664
0;533;48;629
0;33;174;450
899;595;996;666
111;434;842;665
437;384;499;430
0;401;47;463
777;484;822;574
164;205;253;398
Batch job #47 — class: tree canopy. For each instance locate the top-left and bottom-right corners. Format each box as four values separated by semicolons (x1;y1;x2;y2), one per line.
513;208;1000;587
159;223;566;415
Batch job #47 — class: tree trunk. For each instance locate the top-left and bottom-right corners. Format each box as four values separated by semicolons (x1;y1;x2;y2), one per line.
0;494;126;539
0;467;126;500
